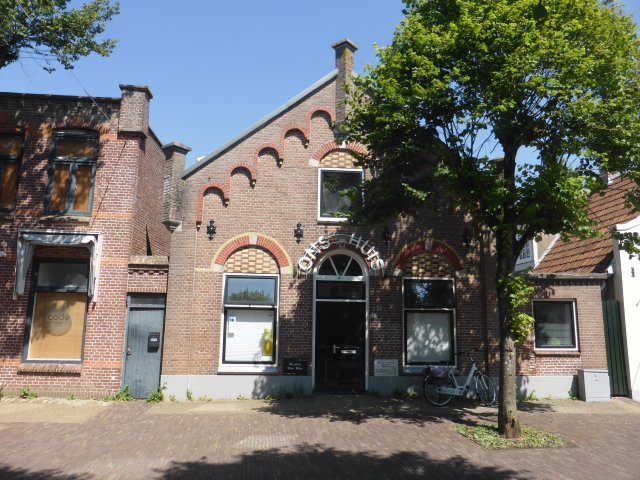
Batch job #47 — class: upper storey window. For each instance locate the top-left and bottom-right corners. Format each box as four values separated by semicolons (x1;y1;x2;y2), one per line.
318;168;363;222
0;132;23;214
45;131;98;215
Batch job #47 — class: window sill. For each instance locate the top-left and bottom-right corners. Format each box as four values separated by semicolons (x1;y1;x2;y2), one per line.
17;362;82;375
39;215;91;224
0;213;15;222
217;364;278;374
533;350;580;356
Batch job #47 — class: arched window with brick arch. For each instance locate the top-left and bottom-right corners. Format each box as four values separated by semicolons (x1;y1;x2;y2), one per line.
395;240;462;367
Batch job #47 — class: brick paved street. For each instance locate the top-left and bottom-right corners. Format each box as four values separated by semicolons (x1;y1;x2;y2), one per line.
0;395;638;479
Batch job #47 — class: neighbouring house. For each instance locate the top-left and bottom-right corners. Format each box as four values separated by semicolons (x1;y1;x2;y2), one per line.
0;86;185;398
525;174;638;400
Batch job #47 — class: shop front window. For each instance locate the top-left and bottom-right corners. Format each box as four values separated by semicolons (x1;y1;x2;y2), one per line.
222;275;278;364
24;261;89;362
404;278;456;365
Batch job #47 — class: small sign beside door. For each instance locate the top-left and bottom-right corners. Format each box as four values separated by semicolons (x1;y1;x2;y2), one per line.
283;358;307;375
374;359;398;377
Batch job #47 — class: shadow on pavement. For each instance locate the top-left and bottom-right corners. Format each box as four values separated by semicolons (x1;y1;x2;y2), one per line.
155;444;528;480
0;466;89;480
253;395;449;425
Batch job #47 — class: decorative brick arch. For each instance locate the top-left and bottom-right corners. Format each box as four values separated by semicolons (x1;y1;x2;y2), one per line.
212;233;291;274
311;140;368;162
196;182;229;225
392;238;464;277
195;106;337;225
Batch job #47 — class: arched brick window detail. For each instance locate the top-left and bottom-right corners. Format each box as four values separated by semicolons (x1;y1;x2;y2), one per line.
311;140;368;163
212;233;291;274
393;239;464;277
226;247;279;275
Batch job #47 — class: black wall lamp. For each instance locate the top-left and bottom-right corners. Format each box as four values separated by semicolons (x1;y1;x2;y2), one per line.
462;228;473;251
294;223;304;243
207;219;217;240
382;226;392;245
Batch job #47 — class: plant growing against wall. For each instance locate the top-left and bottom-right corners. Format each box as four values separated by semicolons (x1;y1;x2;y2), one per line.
345;0;640;438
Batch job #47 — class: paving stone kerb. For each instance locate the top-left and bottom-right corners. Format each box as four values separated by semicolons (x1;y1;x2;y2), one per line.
0;396;638;479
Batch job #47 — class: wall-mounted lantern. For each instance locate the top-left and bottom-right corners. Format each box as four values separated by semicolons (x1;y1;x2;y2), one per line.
382;226;392;245
294;223;304;243
207;219;217;240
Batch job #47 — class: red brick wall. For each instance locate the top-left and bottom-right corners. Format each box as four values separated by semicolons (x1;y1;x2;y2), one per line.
0;91;168;397
163;77;496;379
518;278;607;376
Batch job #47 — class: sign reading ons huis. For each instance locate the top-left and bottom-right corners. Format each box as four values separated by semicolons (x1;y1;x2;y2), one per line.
298;233;384;273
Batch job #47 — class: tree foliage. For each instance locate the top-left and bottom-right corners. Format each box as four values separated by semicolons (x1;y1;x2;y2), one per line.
344;0;640;437
0;0;119;72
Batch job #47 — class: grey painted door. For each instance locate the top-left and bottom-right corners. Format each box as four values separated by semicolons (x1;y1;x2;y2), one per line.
123;297;165;398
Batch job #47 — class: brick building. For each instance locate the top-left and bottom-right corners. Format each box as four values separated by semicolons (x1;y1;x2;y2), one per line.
0;85;185;398
161;40;502;399
524;175;639;400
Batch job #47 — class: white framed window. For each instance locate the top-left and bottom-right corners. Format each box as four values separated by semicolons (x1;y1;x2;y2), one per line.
221;274;278;365
24;261;89;362
317;168;363;222
403;278;456;365
533;300;578;351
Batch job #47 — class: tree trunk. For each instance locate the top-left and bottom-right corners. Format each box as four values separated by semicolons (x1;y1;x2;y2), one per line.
496;235;522;439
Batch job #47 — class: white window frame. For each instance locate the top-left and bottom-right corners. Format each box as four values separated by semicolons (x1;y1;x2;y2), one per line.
532;299;579;352
317;167;364;222
218;273;279;373
402;277;457;369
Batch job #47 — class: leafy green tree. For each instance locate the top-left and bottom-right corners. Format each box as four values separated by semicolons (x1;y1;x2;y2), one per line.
344;0;640;438
0;0;119;72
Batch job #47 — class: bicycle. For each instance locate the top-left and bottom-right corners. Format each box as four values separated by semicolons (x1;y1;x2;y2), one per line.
422;348;496;407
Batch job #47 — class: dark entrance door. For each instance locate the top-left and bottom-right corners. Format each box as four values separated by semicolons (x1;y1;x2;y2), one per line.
315;302;366;392
122;296;166;398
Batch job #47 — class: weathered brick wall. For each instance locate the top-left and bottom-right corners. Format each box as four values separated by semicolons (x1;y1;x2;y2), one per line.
163;75;496;379
0;89;167;397
518;278;608;376
128;130;171;257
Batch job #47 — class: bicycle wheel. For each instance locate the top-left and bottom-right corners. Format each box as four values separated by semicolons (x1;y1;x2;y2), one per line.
475;373;496;406
423;375;455;406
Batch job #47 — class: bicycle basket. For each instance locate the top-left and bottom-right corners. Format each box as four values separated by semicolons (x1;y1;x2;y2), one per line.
428;366;450;380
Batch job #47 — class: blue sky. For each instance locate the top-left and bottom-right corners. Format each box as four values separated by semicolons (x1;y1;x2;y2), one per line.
3;1;639;166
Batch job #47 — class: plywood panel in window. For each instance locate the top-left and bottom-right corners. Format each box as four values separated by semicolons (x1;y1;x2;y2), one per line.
56;137;96;158
73;165;92;212
0;161;18;209
50;164;70;211
0;134;21;156
28;292;87;360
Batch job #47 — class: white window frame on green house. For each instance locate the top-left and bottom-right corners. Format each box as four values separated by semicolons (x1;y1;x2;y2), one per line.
533;299;579;351
317;167;363;222
218;273;279;373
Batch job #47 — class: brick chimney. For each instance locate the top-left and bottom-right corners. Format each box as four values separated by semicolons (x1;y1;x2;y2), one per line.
332;39;358;127
162;141;191;231
119;84;152;135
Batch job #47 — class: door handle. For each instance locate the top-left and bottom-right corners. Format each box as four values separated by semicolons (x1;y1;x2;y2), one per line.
126;348;132;356
332;344;338;354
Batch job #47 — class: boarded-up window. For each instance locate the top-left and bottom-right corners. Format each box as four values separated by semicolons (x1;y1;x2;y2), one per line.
0;133;22;212
25;262;89;362
46;131;97;214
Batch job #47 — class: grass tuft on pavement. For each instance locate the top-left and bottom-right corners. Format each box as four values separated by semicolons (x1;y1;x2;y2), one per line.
453;423;566;449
